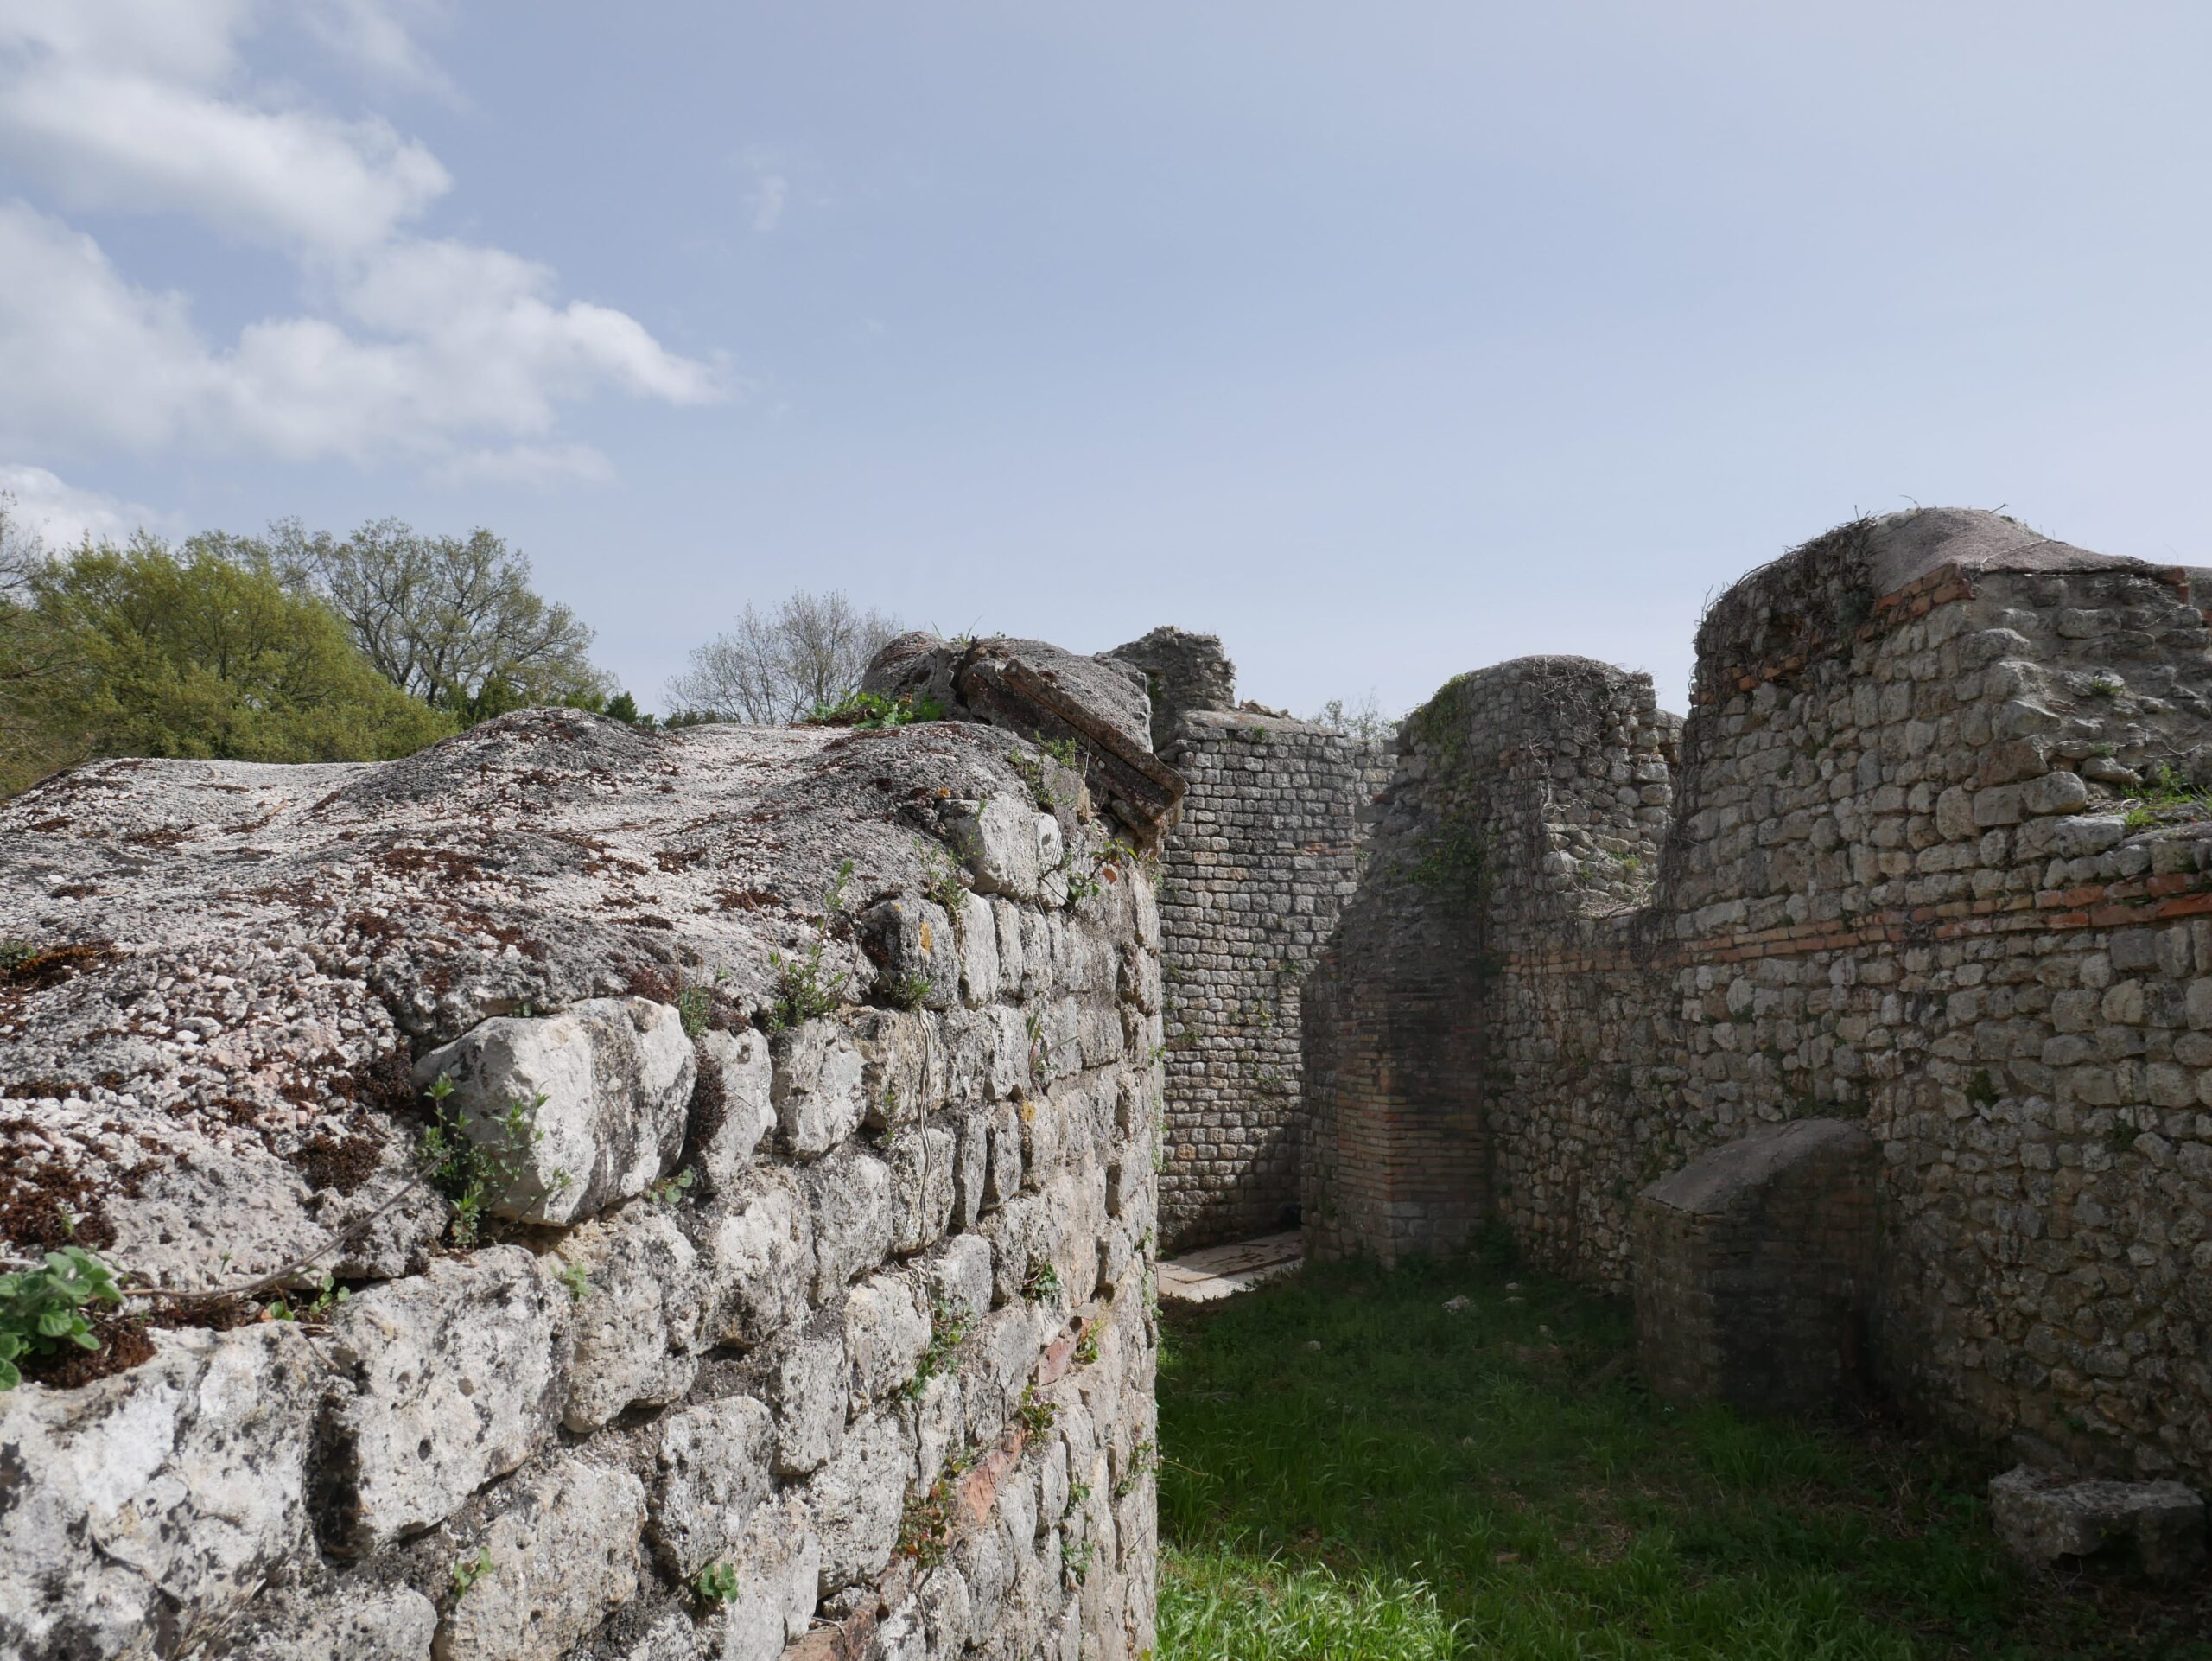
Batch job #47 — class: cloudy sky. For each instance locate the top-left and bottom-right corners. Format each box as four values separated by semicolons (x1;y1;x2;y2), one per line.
4;3;2209;718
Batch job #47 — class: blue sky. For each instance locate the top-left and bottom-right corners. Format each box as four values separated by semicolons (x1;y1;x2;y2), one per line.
4;3;2209;720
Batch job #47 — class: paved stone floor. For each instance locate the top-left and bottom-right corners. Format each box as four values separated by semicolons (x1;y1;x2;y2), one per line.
1156;1231;1304;1303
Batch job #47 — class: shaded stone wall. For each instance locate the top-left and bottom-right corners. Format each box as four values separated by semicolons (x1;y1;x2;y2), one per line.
1152;710;1383;1250
1306;508;2212;1492
0;677;1166;1658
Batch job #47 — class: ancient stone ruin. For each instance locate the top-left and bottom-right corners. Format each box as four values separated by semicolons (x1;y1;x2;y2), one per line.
1300;507;2212;1553
6;505;2211;1656
0;639;1169;1659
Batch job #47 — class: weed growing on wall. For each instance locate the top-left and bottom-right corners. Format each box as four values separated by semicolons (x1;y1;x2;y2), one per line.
766;860;855;1030
0;1245;122;1389
420;1076;550;1247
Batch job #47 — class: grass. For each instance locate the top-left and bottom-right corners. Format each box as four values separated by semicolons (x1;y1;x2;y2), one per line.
1158;1256;2210;1661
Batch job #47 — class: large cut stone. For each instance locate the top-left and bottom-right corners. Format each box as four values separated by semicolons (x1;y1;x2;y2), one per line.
799;1409;912;1595
226;1584;439;1660
413;998;696;1225
555;1200;712;1432
804;1148;895;1300
772;1017;866;1159
648;1391;774;1577
432;1457;645;1661
1989;1465;2208;1584
0;1326;321;1660
766;1312;848;1478
706;1168;817;1347
320;1246;569;1554
697;1496;822;1661
844;1268;931;1412
695;1026;775;1193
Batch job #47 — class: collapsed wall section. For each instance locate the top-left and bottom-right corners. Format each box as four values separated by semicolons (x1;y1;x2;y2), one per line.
0;690;1167;1659
1307;507;2212;1492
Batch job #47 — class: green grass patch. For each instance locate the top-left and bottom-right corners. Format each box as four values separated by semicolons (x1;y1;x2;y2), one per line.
1159;1256;2209;1660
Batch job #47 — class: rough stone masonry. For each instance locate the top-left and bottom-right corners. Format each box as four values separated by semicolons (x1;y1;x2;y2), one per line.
1304;507;2212;1503
0;635;1170;1661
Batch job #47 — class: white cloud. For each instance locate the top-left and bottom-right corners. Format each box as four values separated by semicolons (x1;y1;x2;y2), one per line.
0;0;724;481
750;174;789;234
0;464;164;550
0;203;720;464
301;0;456;96
429;442;616;488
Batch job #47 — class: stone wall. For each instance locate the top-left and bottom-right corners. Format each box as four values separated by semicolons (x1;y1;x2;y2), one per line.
1306;507;2212;1492
0;665;1167;1658
1105;629;1389;1252
1152;711;1382;1250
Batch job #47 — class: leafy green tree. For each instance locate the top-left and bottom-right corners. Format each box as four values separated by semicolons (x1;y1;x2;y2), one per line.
5;535;452;779
214;518;611;720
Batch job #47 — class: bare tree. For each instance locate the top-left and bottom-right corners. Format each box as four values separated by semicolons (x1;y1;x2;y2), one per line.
222;518;609;719
1310;692;1397;744
666;589;902;723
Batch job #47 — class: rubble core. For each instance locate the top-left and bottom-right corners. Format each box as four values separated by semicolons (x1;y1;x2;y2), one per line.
0;689;1169;1658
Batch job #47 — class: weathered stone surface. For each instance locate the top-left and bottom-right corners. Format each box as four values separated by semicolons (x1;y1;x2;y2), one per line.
434;1458;645;1661
226;1583;440;1660
844;1268;931;1411
413;997;695;1225
861;633;1184;847
556;1200;711;1432
929;1232;995;1322
649;1392;774;1577
1105;627;1238;750
1989;1465;2208;1584
695;1027;775;1193
859;898;960;1014
0;1327;320;1659
705;1168;815;1348
804;1149;894;1300
887;1123;958;1257
771;1017;865;1159
766;1312;848;1478
799;1409;911;1595
321;1247;569;1554
0;669;1167;1659
696;1497;820;1661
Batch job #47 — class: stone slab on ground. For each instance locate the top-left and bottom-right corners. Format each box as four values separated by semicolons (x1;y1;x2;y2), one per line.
1156;1231;1302;1304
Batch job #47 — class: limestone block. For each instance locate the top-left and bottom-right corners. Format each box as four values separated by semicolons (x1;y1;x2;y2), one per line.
994;898;1028;995
226;1585;439;1660
958;891;1002;1005
768;1313;849;1477
929;1231;996;1321
695;1027;775;1193
804;1148;895;1299
554;1200;711;1432
860;896;960;1012
887;1122;958;1257
1989;1465;2207;1583
322;1247;569;1554
772;1017;865;1159
951;794;1043;901
845;1268;932;1410
706;1168;816;1347
799;1409;912;1595
854;1007;942;1130
0;1327;320;1659
412;997;694;1224
649;1392;775;1577
696;1496;821;1661
432;1458;645;1661
951;1105;992;1229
